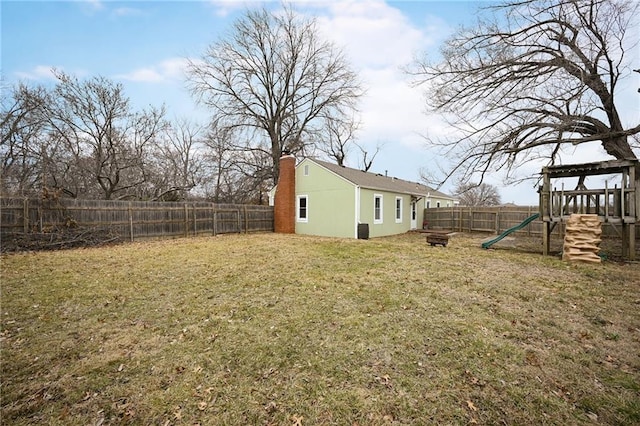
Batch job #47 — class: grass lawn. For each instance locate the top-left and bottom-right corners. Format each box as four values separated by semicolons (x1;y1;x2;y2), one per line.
1;232;639;425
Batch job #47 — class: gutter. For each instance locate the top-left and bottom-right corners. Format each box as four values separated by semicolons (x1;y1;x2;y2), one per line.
355;185;361;238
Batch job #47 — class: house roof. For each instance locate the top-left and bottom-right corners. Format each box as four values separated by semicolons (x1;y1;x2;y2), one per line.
307;158;454;200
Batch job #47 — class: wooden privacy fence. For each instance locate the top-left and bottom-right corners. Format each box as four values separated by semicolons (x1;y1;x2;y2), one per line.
0;197;274;241
423;206;639;239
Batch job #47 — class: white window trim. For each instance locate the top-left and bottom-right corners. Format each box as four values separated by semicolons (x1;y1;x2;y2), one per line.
395;196;403;223
373;194;383;224
297;195;308;222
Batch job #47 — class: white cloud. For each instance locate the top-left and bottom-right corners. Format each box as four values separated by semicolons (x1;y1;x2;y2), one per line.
316;0;432;69
115;58;190;83
117;68;164;83
306;0;453;181
79;0;104;15
159;58;191;79
207;0;254;17
112;7;144;17
14;65;58;81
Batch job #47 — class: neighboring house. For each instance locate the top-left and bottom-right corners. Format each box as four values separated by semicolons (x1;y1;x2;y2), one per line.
271;156;456;239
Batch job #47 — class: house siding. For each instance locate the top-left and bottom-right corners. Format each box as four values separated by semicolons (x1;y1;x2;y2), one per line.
425;196;454;209
274;157;451;239
359;189;417;237
294;159;356;238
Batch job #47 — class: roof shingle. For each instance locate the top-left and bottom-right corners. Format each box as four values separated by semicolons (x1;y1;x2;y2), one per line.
308;158;454;200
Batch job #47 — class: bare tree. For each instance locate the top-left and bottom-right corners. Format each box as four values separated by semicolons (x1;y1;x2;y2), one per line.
147;118;205;201
408;0;639;184
454;181;501;206
314;114;360;166
46;71;166;199
186;6;363;185
355;141;383;172
201;120;238;203
1;83;50;195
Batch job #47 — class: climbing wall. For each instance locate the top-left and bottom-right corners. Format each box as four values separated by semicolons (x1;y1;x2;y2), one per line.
562;214;602;263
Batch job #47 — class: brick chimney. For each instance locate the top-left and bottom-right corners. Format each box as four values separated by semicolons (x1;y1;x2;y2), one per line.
274;153;296;233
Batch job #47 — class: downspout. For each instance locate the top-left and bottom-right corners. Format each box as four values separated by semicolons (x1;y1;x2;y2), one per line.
355;185;361;238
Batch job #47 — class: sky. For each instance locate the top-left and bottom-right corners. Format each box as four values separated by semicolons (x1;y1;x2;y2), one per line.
2;0;638;205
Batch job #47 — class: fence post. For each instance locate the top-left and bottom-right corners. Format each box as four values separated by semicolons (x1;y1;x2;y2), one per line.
212;204;216;236
184;203;189;237
213;207;217;236
192;204;197;236
244;205;249;234
495;208;500;234
450;207;454;231
237;210;241;234
128;202;134;242
23;198;29;232
38;204;43;232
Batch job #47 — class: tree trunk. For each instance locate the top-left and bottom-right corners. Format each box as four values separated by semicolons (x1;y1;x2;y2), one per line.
602;136;637;160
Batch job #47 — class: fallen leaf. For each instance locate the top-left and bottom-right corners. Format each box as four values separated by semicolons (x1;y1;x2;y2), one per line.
264;401;277;414
173;406;182;420
586;412;598;421
292;414;303;425
198;401;207;411
466;400;478;411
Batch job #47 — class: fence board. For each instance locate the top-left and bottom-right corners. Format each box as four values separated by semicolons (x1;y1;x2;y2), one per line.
1;197;274;241
424;206;639;239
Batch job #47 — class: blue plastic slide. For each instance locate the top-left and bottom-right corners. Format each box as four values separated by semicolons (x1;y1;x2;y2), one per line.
481;213;540;249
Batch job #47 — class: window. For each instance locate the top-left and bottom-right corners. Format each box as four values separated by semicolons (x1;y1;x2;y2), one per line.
303;164;309;176
374;194;383;224
395;197;402;223
426;200;431;209
436;201;441;208
297;195;308;222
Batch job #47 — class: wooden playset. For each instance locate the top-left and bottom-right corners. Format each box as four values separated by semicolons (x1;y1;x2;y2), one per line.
539;159;638;261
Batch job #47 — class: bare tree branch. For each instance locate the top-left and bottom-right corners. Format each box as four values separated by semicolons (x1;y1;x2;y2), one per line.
408;0;639;185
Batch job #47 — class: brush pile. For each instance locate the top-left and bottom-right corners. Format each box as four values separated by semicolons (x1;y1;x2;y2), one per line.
1;226;120;252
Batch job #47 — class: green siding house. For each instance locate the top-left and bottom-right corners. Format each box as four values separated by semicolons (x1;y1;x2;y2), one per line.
271;158;455;239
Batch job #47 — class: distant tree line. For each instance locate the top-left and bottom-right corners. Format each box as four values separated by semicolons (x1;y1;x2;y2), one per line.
6;0;637;203
453;181;501;207
1;7;365;203
2;73;252;202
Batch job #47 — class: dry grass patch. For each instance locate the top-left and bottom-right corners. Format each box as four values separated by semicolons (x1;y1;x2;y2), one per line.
1;232;639;425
